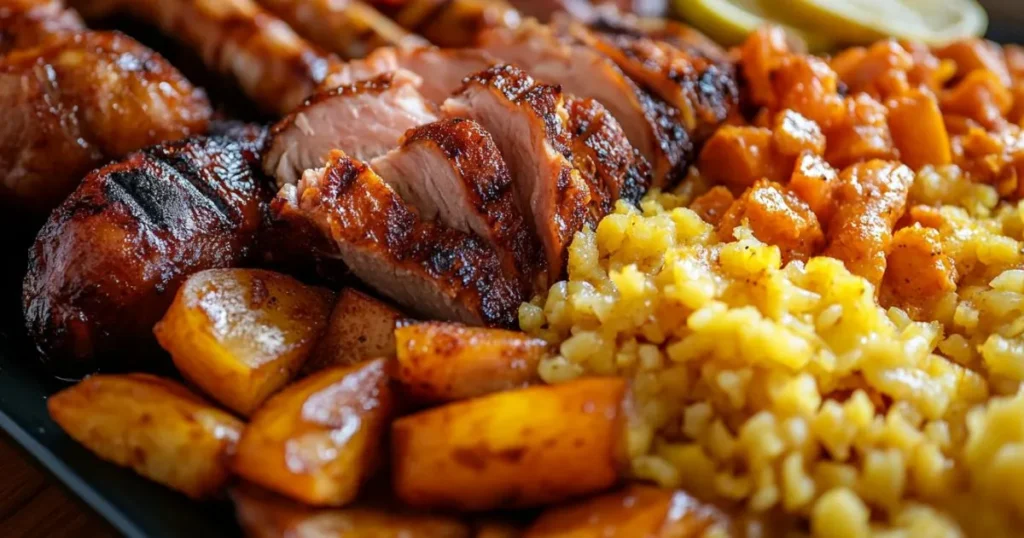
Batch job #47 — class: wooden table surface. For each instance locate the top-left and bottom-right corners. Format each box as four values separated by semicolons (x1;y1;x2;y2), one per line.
0;434;117;538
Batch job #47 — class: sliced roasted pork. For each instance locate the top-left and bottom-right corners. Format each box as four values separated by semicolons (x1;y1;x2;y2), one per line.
479;21;690;187
276;151;523;327
0;31;212;212
255;0;426;60
371;118;540;291
565;96;651;219
373;0;520;48
264;71;437;187
442;64;590;283
71;0;341;115
568;21;738;143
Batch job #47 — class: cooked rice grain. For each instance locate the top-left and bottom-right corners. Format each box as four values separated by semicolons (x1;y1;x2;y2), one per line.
522;193;1024;537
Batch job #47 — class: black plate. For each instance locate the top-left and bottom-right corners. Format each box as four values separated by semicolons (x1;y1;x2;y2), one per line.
1;16;1022;538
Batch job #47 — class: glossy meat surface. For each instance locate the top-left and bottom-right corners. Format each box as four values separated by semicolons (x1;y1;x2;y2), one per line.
372;118;540;292
23;129;267;370
0;31;211;212
565;95;650;220
72;0;339;115
480;21;692;187
276;151;524;327
372;0;519;48
255;0;425;60
443;64;591;284
0;0;83;53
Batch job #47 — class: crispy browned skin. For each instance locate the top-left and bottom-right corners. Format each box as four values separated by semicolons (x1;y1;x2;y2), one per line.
444;64;591;283
23;129;267;371
373;118;541;293
569;21;737;146
72;0;339;115
372;0;519;48
478;21;687;189
255;0;426;60
0;31;211;212
565;96;651;219
823;160;914;287
0;0;83;53
276;151;524;327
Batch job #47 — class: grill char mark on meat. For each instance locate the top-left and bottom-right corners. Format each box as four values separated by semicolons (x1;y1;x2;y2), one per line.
442;64;591;284
478;21;693;188
565;95;651;221
276;150;523;327
372;117;542;293
0;30;212;213
22;129;267;372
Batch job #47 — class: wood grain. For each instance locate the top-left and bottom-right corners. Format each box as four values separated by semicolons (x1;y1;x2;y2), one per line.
0;435;117;538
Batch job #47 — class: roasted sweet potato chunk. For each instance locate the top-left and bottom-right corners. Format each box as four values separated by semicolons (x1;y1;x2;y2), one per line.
887;89;951;170
232;359;394;507
394;322;549;403
302;289;405;376
231;483;470;538
154;269;335;416
392;378;630;511
524;485;731;538
47;374;243;499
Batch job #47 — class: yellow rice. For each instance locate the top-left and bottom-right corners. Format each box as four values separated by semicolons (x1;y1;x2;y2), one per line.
520;166;1024;537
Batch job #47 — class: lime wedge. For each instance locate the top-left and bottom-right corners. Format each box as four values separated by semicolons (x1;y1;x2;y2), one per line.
671;0;835;52
776;0;988;45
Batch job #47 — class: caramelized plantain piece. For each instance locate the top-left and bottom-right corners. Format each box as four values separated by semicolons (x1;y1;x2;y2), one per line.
394;322;549;403
301;289;405;376
392;378;630;511
524;485;731;538
47;374;243;499
231;483;471;538
154;268;335;416
232;359;394;507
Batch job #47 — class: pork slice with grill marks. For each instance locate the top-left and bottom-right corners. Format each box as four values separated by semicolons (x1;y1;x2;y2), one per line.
371;118;540;292
275;150;523;327
565;95;651;221
564;19;738;146
442;64;590;284
264;70;437;187
478;21;690;188
23;127;267;372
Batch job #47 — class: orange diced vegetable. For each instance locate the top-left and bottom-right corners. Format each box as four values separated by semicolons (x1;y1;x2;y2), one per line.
888;89;952;170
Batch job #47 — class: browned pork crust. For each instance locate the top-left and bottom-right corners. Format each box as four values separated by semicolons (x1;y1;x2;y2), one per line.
276;151;524;327
372;118;541;293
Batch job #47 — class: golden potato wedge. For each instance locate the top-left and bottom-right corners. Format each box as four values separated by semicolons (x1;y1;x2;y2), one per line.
394;322;549;403
231;483;471;538
392;378;629;511
524;485;731;538
301;289;405;376
47;374;243;499
232;359;394;506
154;268;335;416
